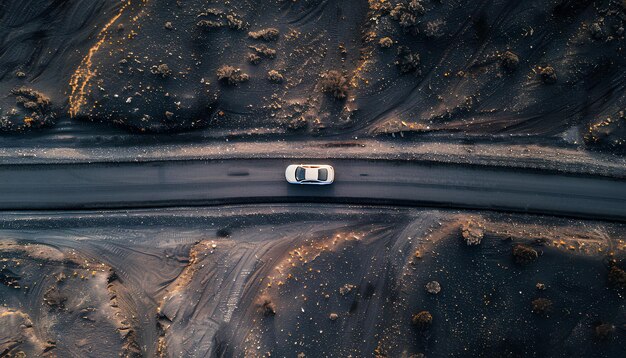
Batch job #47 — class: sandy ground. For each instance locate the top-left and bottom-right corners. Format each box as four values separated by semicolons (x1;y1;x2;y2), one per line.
1;0;625;153
1;205;625;357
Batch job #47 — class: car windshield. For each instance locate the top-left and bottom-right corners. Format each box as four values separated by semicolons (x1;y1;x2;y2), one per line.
295;167;306;181
318;169;328;181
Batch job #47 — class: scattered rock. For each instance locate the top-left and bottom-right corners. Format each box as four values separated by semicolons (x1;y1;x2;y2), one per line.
379;37;393;48
501;51;519;71
536;282;546;290
216;65;249;85
248;28;279;41
267;70;284;83
339;284;356;295
395;46;420;74
329;313;339;321
539;66;557;84
319;70;350;100
461;220;484;246
164;111;174;120
512;244;538;264
425;281;441;294
164;21;173;30
531;298;552;315
411;310;433;328
15;71;26;78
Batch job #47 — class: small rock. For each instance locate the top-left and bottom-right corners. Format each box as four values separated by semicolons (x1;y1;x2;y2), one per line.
164;22;173;30
425;281;441;294
16;71;26;78
164;111;174;120
329;313;339;321
536;282;546;290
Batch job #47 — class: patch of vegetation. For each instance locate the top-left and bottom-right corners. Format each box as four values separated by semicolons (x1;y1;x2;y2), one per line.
531;297;552;315
319;70;350;100
379;37;393;48
216;66;249;85
512;244;538;264
411;310;432;328
501;51;519;71
608;263;626;289
150;63;171;78
390;0;425;35
267;70;284;83
395;46;421;74
249;44;276;58
539;66;557;84
248;28;279;41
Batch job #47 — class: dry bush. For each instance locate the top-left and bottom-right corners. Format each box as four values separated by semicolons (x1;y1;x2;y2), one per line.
608;264;626;288
267;70;284;83
539;66;557;84
411;310;432;328
379;37;393;48
248;28;279;41
531;298;552;315
512;244;538;264
319;70;350;100
150;63;171;78
501;51;519;71
396;46;420;74
216;65;249;85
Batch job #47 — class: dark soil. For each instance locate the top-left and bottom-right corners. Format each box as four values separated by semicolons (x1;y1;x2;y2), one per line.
1;207;624;357
1;0;625;152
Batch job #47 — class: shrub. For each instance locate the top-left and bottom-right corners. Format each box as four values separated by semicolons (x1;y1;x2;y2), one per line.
248;28;279;41
319;70;350;99
396;46;420;74
411;310;432;328
216;66;249;85
512;244;538;264
379;37;393;48
501;51;519;71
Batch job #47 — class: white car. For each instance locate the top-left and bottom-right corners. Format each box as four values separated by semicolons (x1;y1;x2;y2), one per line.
285;164;334;185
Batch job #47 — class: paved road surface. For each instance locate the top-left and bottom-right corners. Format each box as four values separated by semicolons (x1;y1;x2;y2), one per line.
1;159;625;221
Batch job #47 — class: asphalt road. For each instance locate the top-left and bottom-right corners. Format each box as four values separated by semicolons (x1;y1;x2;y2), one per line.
1;159;625;221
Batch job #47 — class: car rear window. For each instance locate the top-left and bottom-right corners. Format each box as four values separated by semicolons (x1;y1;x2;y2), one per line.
318;168;328;181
